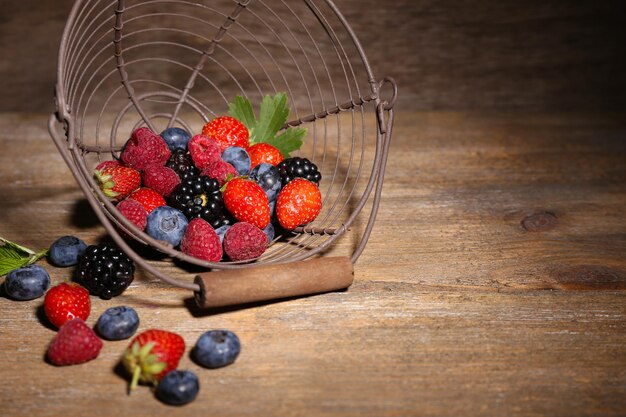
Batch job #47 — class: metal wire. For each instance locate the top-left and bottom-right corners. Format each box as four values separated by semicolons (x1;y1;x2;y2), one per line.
51;0;396;288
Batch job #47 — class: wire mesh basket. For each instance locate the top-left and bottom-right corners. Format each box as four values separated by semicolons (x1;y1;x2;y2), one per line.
48;0;396;307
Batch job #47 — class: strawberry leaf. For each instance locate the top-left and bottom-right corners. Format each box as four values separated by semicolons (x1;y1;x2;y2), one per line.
228;95;256;131
0;237;48;276
267;127;307;158
253;93;289;144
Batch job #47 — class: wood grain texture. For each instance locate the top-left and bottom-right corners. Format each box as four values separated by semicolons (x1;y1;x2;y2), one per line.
0;111;625;416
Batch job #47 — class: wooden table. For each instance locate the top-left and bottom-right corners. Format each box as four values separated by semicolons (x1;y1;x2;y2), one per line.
0;111;625;416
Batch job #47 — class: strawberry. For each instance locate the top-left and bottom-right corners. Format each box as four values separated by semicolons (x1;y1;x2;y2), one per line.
247;142;284;168
44;282;91;328
47;318;103;366
93;160;141;201
276;178;322;230
128;188;167;214
201;116;249;152
223;178;270;229
123;329;186;390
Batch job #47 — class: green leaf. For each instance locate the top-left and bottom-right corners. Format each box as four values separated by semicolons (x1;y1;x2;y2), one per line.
253;93;289;144
266;127;307;158
228;95;257;131
0;237;48;276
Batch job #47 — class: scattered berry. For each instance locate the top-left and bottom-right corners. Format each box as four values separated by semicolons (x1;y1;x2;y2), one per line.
201;159;238;186
155;370;200;406
222;146;251;175
48;235;87;267
4;264;50;300
47;318;103;366
146;206;189;247
96;306;140;340
142;165;181;197
249;163;282;202
214;224;231;244
128;188;167;214
121;127;171;171
187;134;221;170
223;222;268;261
192;330;241;369
247;142;283;168
223;178;270;229
75;242;135;299
202;116;249;152
93;160;141;201
168;175;227;228
180;218;222;262
160;127;191;151
276;178;322;230
123;329;186;389
277;157;321;185
117;198;148;230
44;282;90;328
166;149;200;180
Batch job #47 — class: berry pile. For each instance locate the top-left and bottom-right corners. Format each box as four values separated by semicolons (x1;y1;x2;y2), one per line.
101;93;323;262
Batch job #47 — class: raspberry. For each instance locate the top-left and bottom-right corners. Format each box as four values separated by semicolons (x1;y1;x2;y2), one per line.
142;164;181;197
201;159;238;186
47;318;103;366
188;134;221;170
121;127;171;171
117;198;148;230
223;222;268;261
128;188;167;214
180;218;223;262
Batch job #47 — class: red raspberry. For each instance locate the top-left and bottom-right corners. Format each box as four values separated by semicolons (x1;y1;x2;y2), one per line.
201;116;249;152
188;134;221;170
128;188;167;214
180;218;222;262
47;318;103;366
117;198;148;230
247;142;284;168
121;127;171;170
201;159;238;186
223;222;268;261
142;164;180;197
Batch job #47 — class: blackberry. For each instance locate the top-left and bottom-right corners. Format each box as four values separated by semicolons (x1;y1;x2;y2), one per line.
75;242;135;299
168;174;229;228
277;157;321;185
166;149;199;180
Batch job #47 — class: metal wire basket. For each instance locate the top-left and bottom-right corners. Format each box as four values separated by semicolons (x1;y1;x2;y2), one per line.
48;0;396;307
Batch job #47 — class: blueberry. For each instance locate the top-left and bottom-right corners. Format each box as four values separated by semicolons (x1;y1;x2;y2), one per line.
95;306;140;340
4;264;50;300
146;206;189;247
155;370;200;406
249;163;281;201
222;146;251;175
214;224;231;244
161;127;192;151
263;223;275;243
48;235;87;267
192;329;241;369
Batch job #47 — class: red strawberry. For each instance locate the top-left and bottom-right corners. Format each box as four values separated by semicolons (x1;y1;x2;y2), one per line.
117;198;148;230
247;142;284;168
223;178;270;229
128;188;167;214
180;218;222;262
201;159;238;186
123;329;186;390
44;282;91;329
47;318;103;366
276;178;322;230
188;134;222;170
93;160;141;201
202;116;249;152
121;127;171;170
142;164;180;197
